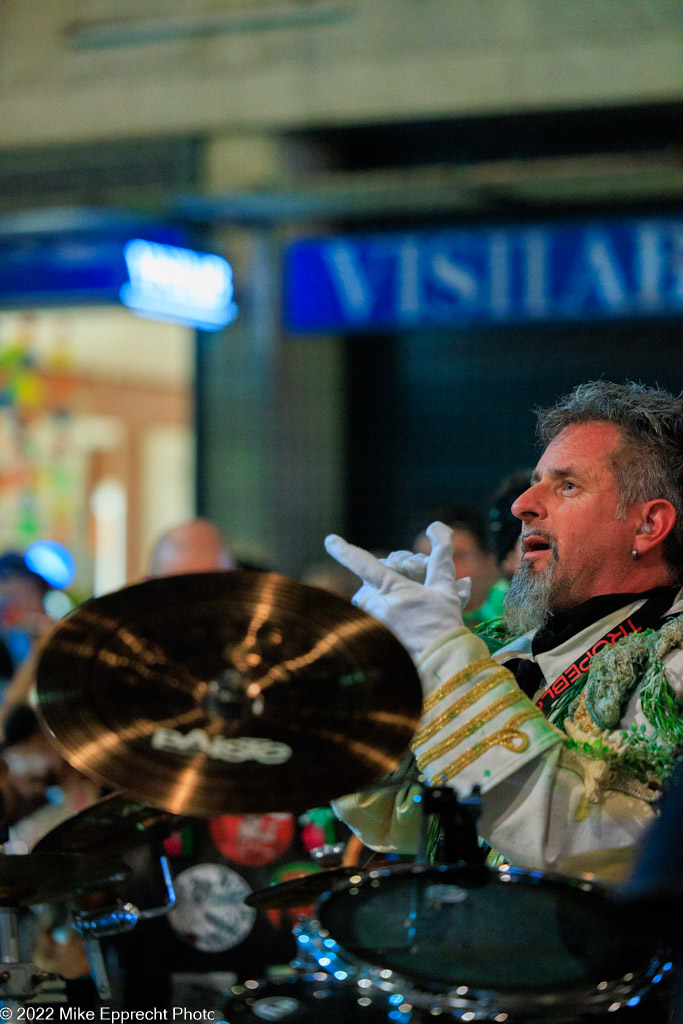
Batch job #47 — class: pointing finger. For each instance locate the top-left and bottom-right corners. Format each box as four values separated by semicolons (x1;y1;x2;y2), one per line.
324;534;392;590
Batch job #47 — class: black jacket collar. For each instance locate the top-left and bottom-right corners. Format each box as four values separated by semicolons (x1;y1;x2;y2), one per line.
531;585;681;656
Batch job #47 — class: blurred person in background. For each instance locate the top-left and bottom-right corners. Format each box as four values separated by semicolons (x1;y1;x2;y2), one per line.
413;504;502;627
148;517;237;576
0;703;98;1006
0;552;55;667
0;702;98;851
0;553;59;729
487;469;532;581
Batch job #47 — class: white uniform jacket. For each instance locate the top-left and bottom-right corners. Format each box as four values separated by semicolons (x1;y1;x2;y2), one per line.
333;587;683;871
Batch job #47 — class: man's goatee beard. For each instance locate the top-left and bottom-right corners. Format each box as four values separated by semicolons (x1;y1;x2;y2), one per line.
503;558;554;635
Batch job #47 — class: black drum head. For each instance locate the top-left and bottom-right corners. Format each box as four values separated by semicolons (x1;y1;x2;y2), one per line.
318;864;656;997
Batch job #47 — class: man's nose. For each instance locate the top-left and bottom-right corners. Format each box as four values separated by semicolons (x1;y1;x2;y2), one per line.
511;482;545;521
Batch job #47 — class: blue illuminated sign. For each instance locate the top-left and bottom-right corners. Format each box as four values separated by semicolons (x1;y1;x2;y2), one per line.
0;222;237;331
0;224;186;308
121;239;237;331
285;217;683;332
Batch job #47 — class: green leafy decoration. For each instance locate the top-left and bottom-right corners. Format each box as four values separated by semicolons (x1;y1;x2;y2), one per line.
471;617;515;654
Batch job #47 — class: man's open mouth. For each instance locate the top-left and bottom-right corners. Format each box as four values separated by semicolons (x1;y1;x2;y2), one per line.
522;534;553;555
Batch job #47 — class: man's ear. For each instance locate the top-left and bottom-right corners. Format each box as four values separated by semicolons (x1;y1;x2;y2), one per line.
633;499;676;557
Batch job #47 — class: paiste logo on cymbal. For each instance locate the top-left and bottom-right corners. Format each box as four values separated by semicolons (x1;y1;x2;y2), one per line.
151;727;292;764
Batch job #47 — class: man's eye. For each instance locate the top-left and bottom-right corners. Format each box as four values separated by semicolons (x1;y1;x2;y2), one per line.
561;481;577;493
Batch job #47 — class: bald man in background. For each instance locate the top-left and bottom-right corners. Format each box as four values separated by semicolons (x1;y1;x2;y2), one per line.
148;518;237;576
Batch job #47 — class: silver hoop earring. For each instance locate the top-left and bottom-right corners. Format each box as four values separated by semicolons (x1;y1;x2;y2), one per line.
631;549;639;560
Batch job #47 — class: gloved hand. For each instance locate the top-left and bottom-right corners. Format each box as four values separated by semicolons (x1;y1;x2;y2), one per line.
324;521;470;662
380;549;428;583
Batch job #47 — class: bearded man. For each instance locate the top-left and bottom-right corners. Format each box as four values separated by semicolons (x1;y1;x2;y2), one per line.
326;381;683;871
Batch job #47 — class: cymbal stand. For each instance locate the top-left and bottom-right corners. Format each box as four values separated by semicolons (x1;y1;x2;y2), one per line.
416;782;486;867
401;783;487;951
0;822;50;1008
71;855;176;1001
0;904;52;1008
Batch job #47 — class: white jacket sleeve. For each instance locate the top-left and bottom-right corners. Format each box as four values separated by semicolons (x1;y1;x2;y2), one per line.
413;628;563;794
335;628;669;870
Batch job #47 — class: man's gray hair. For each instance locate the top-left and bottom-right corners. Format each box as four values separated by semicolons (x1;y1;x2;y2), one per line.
536;381;683;577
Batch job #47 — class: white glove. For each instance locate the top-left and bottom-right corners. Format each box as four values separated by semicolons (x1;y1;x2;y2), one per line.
324;521;470;662
380;549;428;583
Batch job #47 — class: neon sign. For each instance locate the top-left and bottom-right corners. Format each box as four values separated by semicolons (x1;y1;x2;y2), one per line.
120;239;238;331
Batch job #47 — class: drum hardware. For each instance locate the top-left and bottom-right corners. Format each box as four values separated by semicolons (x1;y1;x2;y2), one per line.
206;669;255;719
309;843;346;867
244;780;486;911
35;569;422;816
0;905;51;1006
32;794;179;1000
352;773;487;867
407;782;487;960
0;851;130;1007
70;854;176;1000
416;782;486;868
0;852;129;907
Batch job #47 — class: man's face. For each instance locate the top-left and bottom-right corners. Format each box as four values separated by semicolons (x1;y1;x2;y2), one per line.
509;421;641;613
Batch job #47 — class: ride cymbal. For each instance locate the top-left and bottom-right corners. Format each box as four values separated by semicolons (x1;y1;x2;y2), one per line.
0;853;129;906
36;571;421;817
244;867;362;910
34;792;184;856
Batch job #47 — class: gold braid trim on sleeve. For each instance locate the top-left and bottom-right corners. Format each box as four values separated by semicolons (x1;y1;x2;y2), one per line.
422;657;502;713
417;706;545;782
413;668;513;748
414;689;528;767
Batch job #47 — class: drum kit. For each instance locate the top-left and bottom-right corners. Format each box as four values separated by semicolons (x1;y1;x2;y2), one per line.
0;569;670;1021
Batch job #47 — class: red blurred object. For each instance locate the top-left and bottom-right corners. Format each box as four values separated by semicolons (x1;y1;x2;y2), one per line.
162;832;185;858
0;600;23;627
300;822;326;853
210;812;295;866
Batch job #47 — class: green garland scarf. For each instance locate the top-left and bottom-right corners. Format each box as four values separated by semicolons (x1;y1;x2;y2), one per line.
559;615;683;786
476;614;683;786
